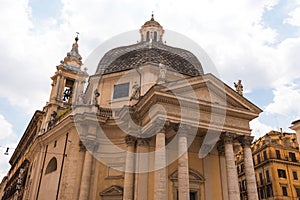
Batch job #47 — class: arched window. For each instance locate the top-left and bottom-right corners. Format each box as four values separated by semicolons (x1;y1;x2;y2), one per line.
146;31;150;41
45;157;57;174
153;31;157;41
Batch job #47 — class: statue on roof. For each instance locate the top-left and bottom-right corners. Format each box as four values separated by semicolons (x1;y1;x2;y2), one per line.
234;80;243;96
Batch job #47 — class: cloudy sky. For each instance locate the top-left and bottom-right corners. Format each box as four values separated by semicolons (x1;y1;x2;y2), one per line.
0;0;300;180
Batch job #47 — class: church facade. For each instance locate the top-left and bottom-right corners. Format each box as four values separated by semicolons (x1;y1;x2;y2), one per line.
1;16;261;200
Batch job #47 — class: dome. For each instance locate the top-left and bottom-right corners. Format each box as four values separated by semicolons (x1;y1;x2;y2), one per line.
95;16;204;77
96;41;204;76
142;14;161;27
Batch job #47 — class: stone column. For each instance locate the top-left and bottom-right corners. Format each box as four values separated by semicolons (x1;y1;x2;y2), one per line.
79;140;98;200
240;136;258;200
123;135;136;200
154;120;168;200
223;133;240;200
134;138;149;200
178;125;190;200
217;143;229;200
54;72;62;99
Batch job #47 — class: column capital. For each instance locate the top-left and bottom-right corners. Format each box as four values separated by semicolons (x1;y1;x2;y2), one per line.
173;123;192;136
125;135;136;146
238;135;254;148
136;138;150;146
217;141;225;156
221;132;236;144
153;118;170;133
79;139;99;153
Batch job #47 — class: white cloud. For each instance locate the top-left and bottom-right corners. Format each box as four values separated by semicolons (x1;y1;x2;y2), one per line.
265;83;300;116
284;7;300;26
0;115;16;140
250;118;275;138
0;0;294;114
0;142;18;181
0;115;18;180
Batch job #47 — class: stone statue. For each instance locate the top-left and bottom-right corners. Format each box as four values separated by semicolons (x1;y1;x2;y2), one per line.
157;63;167;83
130;81;140;100
48;111;57;129
234;80;243;95
94;89;100;106
77;91;85;104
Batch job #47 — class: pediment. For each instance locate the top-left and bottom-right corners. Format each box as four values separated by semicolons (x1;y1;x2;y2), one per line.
159;73;262;115
100;185;123;196
169;168;205;183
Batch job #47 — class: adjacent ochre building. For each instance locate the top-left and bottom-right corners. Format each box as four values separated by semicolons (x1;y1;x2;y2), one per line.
237;130;300;200
1;16;262;200
291;119;300;149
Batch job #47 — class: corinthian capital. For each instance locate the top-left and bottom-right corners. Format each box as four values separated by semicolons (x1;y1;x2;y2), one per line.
79;139;99;152
153;117;170;133
125;135;136;146
221;132;237;144
238;135;254;148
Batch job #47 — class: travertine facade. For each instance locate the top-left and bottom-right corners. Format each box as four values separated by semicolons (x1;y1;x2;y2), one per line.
1;16;262;200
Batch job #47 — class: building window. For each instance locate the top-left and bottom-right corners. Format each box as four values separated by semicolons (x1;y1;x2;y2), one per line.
113;83;129;99
289;152;297;162
293;171;298;180
241;180;247;191
146;31;150;41
266;185;273;197
54;140;57;148
277;169;287;178
276;150;281;159
266;170;270;183
257;154;261;164
153;31;157;41
259;173;263;185
282;186;288;196
241;164;244;173
259;188;265;199
45;157;57;174
263;150;267;160
190;191;197;200
295;187;300;198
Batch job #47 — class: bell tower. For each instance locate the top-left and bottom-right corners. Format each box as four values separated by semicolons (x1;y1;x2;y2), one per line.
41;35;89;133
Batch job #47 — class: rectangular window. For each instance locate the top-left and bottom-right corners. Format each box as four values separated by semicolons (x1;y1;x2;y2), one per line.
263;150;267;160
282;186;288;196
266;170;270;183
257;154;261;164
241;164;244;172
278;169;287;178
190;192;196;200
259;173;263;185
289;152;297;162
276;150;281;159
296;187;300;197
266;185;273;197
260;188;265;199
113;83;129;99
293;171;298;180
242;180;247;191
